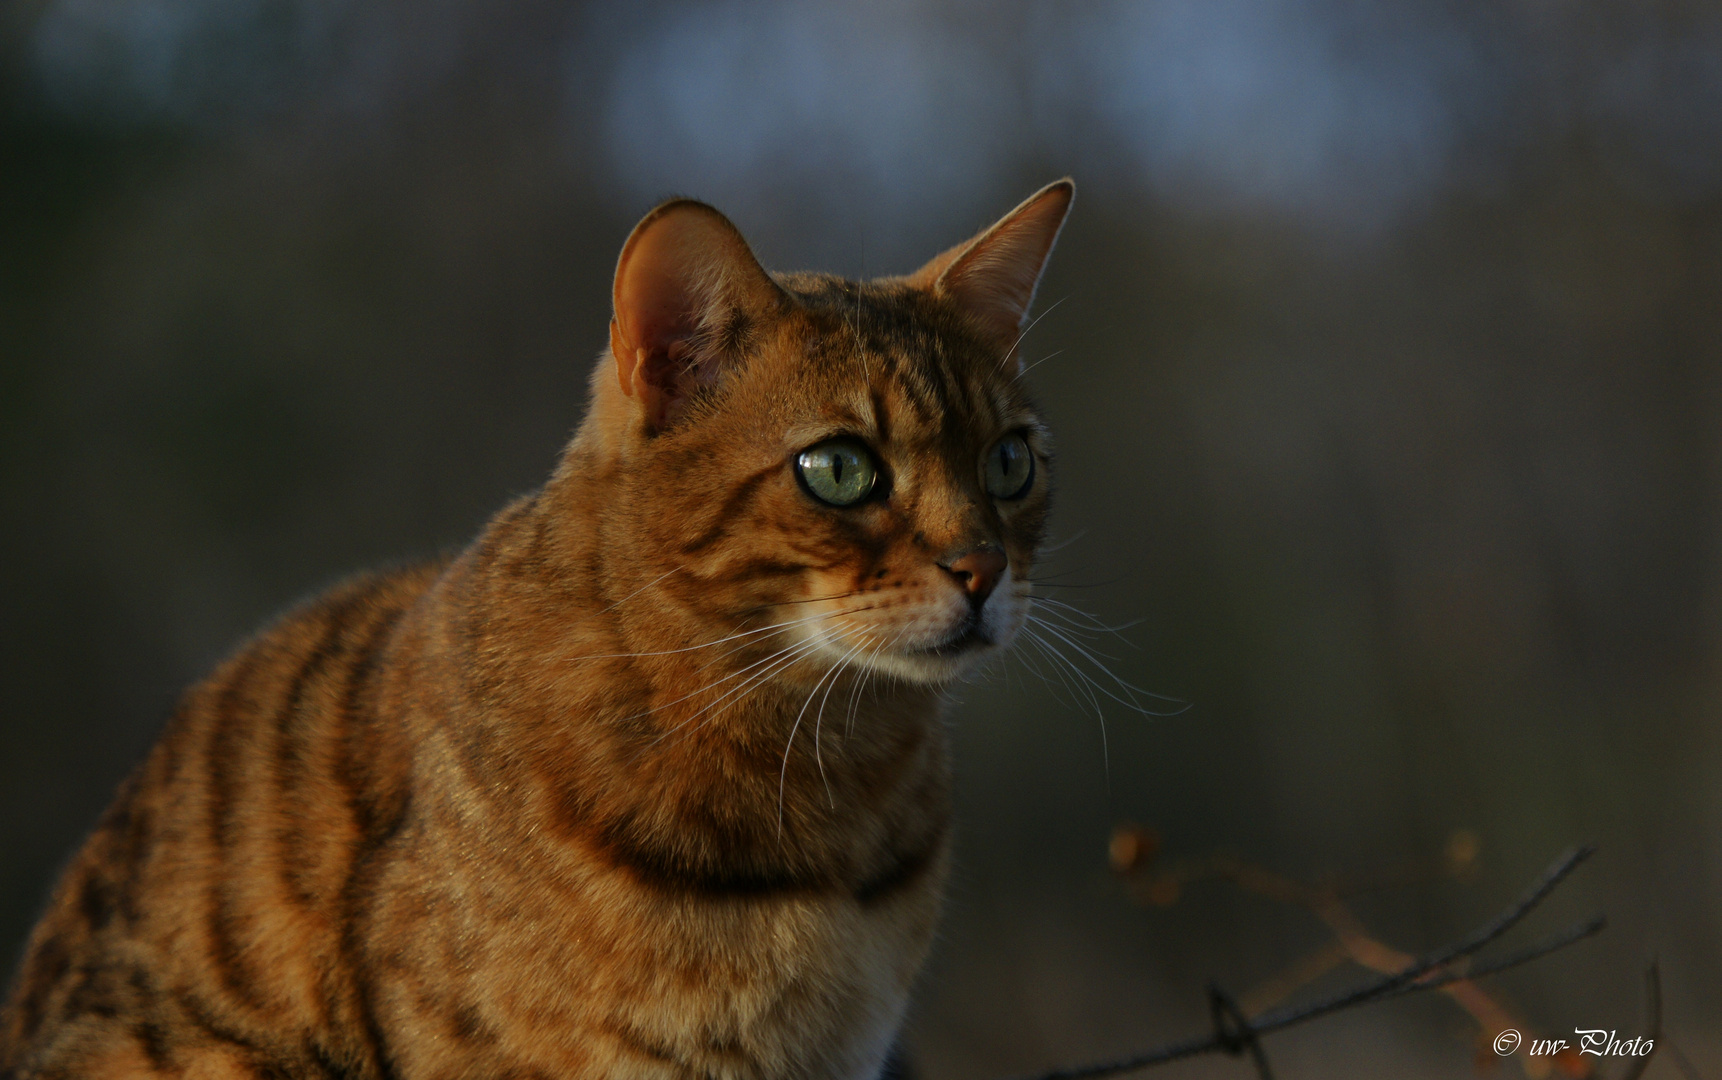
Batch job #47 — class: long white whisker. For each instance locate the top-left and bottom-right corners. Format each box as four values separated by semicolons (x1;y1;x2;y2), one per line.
1024;609;1132;660
778;629;856;833
659;653;815;745
601;567;680;613
1023;616;1166;712
1019;348;1063;376
691;602;887;672
1034;529;1088;557
1003;295;1067;373
1026;610;1149;665
637;634;827;732
650;636;830;744
1009;630;1062;698
1023;624;1104;719
693;618;824;671
845;631;895;740
1030;597;1145;639
1025;608;1188;709
811;640;866;809
565;610;843;664
1020;624;1110;780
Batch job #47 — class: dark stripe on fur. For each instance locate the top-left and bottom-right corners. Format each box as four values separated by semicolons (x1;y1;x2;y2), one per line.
675;464;778;555
204;646;277;1012
598;1015;681;1066
333;600;413;1080
854;839;941;907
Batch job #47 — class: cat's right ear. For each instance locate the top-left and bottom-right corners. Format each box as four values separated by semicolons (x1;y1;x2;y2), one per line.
610;200;786;431
907;179;1074;358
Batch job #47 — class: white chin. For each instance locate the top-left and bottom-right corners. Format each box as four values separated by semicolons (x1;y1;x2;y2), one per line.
860;615;1022;685
862;646;991;685
811;587;1024;685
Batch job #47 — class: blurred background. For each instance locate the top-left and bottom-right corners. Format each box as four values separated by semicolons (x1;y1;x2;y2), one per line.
3;0;1720;1075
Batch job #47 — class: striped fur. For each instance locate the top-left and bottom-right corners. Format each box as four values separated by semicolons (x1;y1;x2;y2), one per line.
1;181;1074;1080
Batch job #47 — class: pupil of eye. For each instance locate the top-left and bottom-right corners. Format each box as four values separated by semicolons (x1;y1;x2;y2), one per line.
797;439;876;506
986;436;1030;499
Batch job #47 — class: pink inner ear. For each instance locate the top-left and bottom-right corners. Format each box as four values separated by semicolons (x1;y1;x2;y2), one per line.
609;200;785;427
615;224;710;369
637;339;699;395
928;180;1074;348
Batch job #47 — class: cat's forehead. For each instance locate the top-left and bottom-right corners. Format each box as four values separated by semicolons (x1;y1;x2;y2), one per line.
767;273;1039;443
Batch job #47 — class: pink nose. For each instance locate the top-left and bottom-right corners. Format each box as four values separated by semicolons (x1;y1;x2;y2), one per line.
942;549;1007;602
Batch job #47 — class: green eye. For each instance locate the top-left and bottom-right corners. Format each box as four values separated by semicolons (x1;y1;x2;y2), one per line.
796;438;878;506
985;434;1035;500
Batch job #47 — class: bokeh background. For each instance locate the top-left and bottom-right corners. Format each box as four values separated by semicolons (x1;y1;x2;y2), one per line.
3;0;1721;1075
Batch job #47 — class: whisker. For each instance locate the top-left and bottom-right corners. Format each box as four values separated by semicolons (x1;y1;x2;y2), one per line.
677;609;893;740
1008;631;1062;697
601;566;680;613
1022;617;1191;719
1028;598;1145;645
704;639;829;725
1034;529;1088;557
651;605;892;748
1022;616;1162;712
811;639;866;809
1019;624;1110;780
778;629;858;833
1021;640;1086;716
1019;348;1063;376
564;610;840;664
1023;624;1106;718
1023;568;1134;590
631;622;853;727
693;604;881;672
1027;614;1129;663
1003;295;1067;373
1031;596;1139;631
648;636;830;745
845;630;897;740
773;589;870;607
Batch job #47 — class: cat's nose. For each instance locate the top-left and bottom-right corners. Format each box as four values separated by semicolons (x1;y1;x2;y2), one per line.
941;547;1008;603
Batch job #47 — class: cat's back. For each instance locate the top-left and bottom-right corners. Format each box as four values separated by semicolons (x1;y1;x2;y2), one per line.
0;561;445;1078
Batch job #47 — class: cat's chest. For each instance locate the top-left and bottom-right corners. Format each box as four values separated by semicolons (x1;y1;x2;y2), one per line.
372;836;946;1079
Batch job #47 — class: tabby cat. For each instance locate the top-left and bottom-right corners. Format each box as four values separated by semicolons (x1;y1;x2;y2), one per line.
1;179;1075;1080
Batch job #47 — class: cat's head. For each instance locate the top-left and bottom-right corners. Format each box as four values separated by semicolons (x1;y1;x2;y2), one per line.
573;181;1072;686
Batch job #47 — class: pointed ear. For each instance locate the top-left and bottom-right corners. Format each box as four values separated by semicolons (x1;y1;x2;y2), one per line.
610;199;786;431
907;178;1074;353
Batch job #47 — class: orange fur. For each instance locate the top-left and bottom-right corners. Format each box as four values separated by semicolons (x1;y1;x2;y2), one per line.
1;181;1074;1080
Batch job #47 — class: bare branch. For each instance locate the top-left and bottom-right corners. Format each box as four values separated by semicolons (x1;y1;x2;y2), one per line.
1370;915;1606;1001
1000;845;1602;1080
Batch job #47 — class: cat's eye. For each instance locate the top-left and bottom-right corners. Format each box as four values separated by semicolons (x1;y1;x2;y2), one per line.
796;438;879;507
984;434;1035;500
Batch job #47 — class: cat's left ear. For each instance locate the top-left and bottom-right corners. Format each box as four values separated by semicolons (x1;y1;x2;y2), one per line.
908;178;1074;358
610;199;786;431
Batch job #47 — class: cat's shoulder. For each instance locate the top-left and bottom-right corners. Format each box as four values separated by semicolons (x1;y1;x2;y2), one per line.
168;558;452;731
246;558;449;655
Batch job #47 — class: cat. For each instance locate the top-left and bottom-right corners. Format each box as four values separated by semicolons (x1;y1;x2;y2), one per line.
0;178;1074;1080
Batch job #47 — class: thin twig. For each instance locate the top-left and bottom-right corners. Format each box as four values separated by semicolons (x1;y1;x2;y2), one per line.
1001;846;1601;1080
1209;986;1274;1080
1370;915;1606;1001
1251;844;1596;1029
